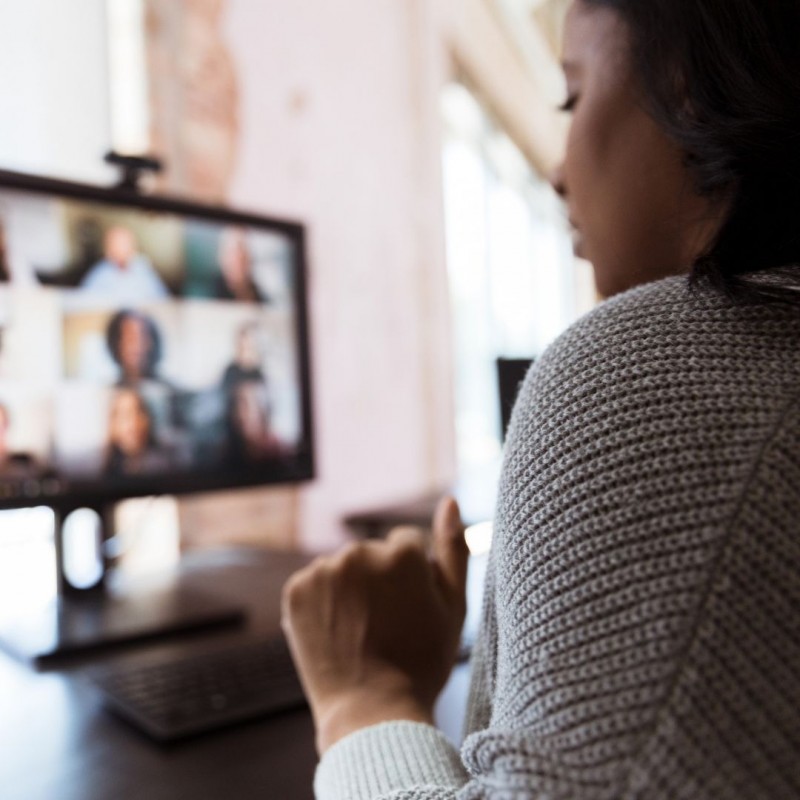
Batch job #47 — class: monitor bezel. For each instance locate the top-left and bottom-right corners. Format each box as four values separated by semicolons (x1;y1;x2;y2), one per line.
0;167;315;511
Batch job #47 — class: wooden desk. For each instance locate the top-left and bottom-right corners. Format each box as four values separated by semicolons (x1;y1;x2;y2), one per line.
0;548;319;800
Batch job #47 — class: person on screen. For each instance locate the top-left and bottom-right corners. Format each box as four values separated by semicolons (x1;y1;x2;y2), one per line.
80;225;169;301
221;321;265;392
214;227;267;303
104;388;170;477
224;379;285;465
106;309;164;386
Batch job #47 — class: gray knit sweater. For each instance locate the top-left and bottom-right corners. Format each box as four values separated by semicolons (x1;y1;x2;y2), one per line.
315;275;800;799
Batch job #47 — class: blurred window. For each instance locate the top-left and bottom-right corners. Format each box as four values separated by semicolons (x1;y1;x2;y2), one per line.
441;82;593;474
107;0;150;155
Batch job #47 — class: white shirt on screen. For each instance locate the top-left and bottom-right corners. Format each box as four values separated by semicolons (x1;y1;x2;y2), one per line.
80;256;169;302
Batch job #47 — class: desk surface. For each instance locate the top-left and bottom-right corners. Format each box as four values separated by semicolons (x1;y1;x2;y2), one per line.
0;548;319;800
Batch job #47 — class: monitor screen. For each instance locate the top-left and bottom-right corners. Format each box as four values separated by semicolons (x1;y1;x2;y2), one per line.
0;170;314;509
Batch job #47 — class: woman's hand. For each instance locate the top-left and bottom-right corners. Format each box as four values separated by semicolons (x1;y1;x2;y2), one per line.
281;496;468;754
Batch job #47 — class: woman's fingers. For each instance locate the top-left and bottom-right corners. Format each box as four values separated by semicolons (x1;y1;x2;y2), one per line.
432;496;468;606
386;524;426;552
280;502;472;753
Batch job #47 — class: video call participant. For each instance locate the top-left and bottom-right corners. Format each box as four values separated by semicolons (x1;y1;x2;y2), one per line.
106;309;164;386
215;227;268;303
221;321;266;392
80;225;170;302
224;379;284;466
104;388;171;477
104;309;194;448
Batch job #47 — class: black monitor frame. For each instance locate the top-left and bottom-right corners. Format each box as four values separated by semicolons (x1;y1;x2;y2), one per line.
0;167;316;514
0;169;317;665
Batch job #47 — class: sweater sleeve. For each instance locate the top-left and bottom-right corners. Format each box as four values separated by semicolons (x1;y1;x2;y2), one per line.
314;722;468;800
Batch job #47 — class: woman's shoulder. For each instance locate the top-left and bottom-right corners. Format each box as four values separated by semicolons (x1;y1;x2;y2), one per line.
508;273;800;444
553;273;796;342
536;273;800;378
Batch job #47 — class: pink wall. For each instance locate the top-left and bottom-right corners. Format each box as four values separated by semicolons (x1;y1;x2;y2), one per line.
222;0;457;549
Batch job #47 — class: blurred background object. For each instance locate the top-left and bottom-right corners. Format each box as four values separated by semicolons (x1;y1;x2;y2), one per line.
0;0;593;569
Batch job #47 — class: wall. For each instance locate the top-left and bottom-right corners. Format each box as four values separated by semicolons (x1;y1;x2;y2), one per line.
213;0;459;549
0;0;114;183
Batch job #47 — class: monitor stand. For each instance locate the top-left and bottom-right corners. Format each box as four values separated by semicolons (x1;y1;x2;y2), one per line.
0;503;246;668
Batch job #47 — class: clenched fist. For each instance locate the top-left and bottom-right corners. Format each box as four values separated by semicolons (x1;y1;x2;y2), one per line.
281;496;468;754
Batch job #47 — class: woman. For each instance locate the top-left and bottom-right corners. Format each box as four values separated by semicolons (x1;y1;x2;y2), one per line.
105;309;164;386
214;227;267;303
104;387;170;476
283;1;800;798
224;378;285;465
221;321;266;393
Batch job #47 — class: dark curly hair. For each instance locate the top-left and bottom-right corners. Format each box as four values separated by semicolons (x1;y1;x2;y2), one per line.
584;0;800;303
105;309;163;381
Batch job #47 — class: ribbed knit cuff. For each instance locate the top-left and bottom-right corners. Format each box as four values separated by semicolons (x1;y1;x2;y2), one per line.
314;721;468;800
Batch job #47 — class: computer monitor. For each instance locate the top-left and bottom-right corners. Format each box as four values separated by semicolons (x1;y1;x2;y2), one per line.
0;168;315;663
496;357;533;441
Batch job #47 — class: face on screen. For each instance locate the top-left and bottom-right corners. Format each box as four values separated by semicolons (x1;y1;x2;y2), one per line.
0;187;305;499
109;388;151;457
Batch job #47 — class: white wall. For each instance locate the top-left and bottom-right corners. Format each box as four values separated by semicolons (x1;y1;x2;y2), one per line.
0;0;115;183
222;0;458;549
